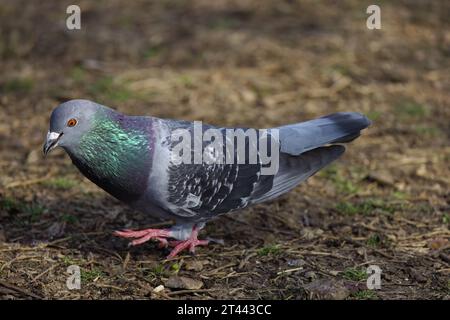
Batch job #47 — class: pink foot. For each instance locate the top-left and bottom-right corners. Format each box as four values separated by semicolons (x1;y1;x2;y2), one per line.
114;226;209;258
166;227;209;259
114;228;172;247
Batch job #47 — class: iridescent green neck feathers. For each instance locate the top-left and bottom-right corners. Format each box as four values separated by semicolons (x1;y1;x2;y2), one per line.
68;112;153;202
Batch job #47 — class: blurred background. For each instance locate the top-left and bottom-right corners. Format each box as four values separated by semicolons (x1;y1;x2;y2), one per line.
0;0;449;299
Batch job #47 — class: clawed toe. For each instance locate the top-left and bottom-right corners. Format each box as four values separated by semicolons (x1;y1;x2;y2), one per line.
166;228;210;259
114;228;172;247
114;225;211;258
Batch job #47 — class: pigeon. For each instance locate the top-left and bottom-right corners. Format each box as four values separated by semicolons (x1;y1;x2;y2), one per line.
43;99;371;258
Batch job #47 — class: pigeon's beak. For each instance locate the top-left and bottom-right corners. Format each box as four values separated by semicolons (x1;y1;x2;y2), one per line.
43;131;63;156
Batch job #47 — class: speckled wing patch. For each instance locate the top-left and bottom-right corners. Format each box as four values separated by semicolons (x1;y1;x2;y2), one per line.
165;127;267;219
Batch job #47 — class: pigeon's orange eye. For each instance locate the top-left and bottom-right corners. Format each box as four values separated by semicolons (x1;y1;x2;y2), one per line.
67;118;78;127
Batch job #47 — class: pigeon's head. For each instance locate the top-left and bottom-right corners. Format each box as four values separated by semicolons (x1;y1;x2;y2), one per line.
43;99;107;155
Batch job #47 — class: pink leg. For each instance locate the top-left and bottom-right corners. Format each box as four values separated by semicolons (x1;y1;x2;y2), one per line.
114;225;209;258
114;228;172;247
166;227;209;259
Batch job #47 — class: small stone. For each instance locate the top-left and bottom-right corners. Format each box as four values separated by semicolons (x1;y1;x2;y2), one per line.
26;149;41;164
329;270;340;276
82;59;103;70
304;279;350;300
153;285;165;293
301;228;324;240
408;268;427;283
185;260;204;272
340;226;352;234
165;276;203;290
240;89;257;104
428;238;448;250
416;165;427;177
367;171;394;186
287;259;306;267
304;271;317;280
47;222;66;239
356;247;367;256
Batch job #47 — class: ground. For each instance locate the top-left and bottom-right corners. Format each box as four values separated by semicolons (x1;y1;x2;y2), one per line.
0;0;449;300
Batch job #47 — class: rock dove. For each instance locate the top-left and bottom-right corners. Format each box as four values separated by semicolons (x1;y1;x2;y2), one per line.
43;99;371;258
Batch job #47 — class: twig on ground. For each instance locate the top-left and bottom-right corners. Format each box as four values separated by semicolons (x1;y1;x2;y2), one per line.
0;280;43;299
166;288;219;296
31;263;59;282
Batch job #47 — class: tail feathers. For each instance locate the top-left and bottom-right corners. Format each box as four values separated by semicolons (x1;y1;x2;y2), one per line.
277;112;371;155
250;145;345;204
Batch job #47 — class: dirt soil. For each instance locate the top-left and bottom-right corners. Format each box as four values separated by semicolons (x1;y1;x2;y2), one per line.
0;0;449;300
